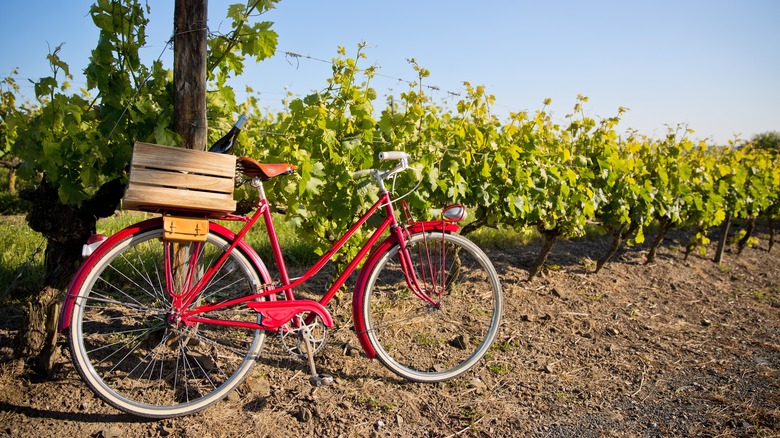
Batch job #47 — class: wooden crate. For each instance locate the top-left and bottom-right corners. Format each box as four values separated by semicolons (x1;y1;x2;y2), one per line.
122;142;237;213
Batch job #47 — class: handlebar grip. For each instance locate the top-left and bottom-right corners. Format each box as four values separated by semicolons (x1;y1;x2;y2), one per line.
352;169;374;178
378;151;410;161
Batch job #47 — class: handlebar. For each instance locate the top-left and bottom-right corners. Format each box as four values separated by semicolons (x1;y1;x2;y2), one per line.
351;151;411;181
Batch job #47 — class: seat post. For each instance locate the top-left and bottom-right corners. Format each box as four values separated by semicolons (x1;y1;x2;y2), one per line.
251;177;267;200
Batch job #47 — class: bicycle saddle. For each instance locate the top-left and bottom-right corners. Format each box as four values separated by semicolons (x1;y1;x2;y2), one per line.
237;156;297;180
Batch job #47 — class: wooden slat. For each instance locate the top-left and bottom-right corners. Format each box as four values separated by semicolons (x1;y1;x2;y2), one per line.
123;185;236;213
132;142;236;177
129;168;233;194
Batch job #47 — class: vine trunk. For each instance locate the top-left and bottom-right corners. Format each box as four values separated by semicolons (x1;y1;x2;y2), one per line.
527;229;558;281
14;177;123;375
595;222;639;273
646;217;673;264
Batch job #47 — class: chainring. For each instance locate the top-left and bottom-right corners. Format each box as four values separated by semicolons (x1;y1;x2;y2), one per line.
279;314;329;358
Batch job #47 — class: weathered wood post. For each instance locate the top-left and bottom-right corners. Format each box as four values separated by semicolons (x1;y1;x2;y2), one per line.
174;0;208;151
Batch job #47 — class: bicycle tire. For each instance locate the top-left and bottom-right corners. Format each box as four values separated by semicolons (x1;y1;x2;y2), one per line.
68;225;268;418
361;231;502;382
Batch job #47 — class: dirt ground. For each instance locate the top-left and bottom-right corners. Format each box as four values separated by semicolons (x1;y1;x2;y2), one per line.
0;226;778;437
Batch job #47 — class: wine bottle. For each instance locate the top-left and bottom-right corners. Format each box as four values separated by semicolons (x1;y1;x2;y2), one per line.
208;114;248;154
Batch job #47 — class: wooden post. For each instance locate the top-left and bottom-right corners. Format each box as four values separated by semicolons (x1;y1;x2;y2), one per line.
174;0;208;151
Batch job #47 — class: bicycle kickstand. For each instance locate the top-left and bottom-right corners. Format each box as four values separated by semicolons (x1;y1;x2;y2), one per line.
300;325;334;387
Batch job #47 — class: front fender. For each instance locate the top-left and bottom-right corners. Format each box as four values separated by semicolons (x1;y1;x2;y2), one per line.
59;218;271;332
351;220;459;358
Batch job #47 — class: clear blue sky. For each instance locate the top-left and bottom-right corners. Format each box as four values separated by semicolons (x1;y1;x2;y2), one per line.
1;1;778;144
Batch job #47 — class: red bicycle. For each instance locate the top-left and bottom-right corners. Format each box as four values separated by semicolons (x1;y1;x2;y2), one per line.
59;124;503;418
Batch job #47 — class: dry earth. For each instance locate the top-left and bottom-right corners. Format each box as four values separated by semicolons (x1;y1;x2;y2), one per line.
1;227;778;437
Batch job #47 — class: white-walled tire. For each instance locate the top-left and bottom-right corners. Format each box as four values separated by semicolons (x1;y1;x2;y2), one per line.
68;227;266;418
361;232;502;382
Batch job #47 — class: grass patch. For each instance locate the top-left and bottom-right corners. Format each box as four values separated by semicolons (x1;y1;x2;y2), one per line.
95;211;157;235
489;363;511;375
467;225;538;248
240;215;319;267
0;216;45;301
753;287;780;307
0;193;30;215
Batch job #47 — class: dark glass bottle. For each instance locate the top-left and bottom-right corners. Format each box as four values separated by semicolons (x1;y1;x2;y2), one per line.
208;114;248;154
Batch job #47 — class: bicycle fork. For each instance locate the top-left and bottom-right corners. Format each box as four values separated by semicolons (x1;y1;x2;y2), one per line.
394;226;442;307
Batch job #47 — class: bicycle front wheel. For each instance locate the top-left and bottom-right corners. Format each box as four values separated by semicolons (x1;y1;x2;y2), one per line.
361;232;502;382
68;224;268;418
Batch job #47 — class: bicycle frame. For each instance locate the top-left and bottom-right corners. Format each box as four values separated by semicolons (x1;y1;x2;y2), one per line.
177;193;398;325
179;179;456;322
60;177;460;358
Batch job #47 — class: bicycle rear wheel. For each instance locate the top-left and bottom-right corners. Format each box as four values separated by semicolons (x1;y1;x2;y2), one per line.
361;232;502;382
68;225;268;418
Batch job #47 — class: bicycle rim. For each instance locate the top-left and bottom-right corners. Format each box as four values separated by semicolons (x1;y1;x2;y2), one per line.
362;232;502;382
69;226;266;418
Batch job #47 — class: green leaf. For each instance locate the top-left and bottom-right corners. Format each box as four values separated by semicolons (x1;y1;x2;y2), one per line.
634;226;645;244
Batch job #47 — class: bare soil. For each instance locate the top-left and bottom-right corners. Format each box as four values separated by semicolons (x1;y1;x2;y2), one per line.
1;228;778;437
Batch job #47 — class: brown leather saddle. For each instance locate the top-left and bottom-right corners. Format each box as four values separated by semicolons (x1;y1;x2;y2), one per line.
237;156;297;180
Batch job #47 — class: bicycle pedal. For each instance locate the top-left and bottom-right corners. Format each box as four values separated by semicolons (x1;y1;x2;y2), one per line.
309;373;334;387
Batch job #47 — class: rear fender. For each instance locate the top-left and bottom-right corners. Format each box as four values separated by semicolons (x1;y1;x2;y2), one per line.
58;218;271;332
351;220;459;358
